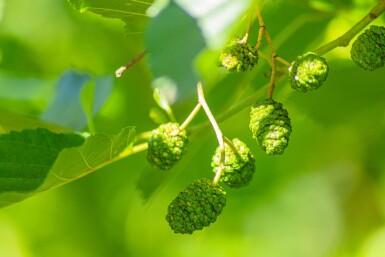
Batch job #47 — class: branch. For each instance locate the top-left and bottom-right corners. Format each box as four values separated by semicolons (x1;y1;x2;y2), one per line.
196;82;226;186
256;4;280;99
115;50;147;77
179;103;202;131
314;0;385;55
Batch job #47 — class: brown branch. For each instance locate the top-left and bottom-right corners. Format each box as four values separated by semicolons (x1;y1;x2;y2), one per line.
115;50;147;78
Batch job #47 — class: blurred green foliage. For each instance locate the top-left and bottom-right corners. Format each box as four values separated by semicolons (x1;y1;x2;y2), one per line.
0;0;385;257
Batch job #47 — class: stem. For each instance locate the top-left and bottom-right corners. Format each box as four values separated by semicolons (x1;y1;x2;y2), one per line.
241;10;254;43
314;0;385;55
196;82;225;186
268;56;277;99
179;103;202;131
223;136;238;155
115;50;147;78
134;131;153;143
189;84;268;134
197;83;224;152
165;108;177;123
117;142;148;160
256;26;265;50
275;56;292;67
256;4;279;99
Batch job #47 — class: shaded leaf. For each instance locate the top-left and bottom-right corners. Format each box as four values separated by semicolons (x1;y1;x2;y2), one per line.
81;80;96;133
41;70;113;131
0;110;72;134
135;165;172;202
149;107;169;125
0;71;54;116
0;126;135;208
145;2;206;100
67;0;154;34
0;128;85;193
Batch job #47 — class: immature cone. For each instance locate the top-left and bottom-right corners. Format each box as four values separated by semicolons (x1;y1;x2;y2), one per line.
351;25;385;71
218;38;258;72
166;178;226;234
288;52;329;93
146;122;188;170
249;99;292;155
211;138;256;188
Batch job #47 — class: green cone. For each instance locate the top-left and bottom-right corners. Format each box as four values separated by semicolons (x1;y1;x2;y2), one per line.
351;25;385;71
288;52;329;93
218;38;258;72
249;99;292;155
166;178;227;234
211;138;256;188
146;122;188;170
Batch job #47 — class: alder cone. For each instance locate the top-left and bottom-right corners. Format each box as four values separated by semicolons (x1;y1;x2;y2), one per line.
218;38;258;72
211;138;256;188
166;178;226;234
288;52;329;93
146;122;188;170
351;25;385;71
249;99;292;155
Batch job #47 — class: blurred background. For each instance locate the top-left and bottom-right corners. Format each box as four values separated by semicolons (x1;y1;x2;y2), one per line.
0;0;385;256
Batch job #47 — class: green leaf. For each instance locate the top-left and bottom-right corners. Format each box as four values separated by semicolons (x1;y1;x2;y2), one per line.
145;2;206;100
0;128;85;193
0;71;54;116
0;126;135;208
81;80;96;133
41;70;113;131
152;87;176;122
67;0;154;35
149;107;169;125
0;110;72;134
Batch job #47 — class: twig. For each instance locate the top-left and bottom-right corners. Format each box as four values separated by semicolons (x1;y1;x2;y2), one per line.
196;82;225;186
223;136;238;155
256;4;279;99
115;50;147;78
179;103;202;131
275;56;292;67
314;0;385;55
241;10;254;43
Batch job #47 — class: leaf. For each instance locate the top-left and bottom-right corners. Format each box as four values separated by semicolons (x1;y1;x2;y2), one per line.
41;70;113;131
149;107;169;125
152;87;176;122
135;165;173;202
145;2;206;100
0;110;72;134
174;0;254;48
67;0;154;35
0;128;85;193
0;71;54;116
0;126;135;208
81;80;96;133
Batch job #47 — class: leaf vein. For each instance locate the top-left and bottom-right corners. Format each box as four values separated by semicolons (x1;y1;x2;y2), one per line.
88;7;148;17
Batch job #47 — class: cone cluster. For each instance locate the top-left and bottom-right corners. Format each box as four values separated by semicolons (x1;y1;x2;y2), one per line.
288;52;329;93
211;138;256;188
146;122;188;170
218;38;259;72
351;25;385;71
166;178;227;234
249;99;292;155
